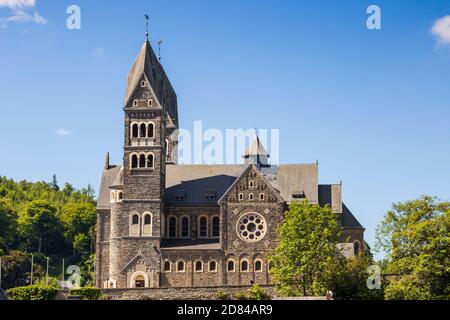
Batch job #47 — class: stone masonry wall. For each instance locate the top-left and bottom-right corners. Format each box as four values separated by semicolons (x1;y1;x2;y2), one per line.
102;285;275;300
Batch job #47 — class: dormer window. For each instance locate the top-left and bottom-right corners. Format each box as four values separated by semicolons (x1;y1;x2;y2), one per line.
133;99;138;107
175;190;186;201
204;190;216;200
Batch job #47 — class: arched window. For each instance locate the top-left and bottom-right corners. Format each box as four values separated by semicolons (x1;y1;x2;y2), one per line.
132;123;139;138
177;261;185;272
181;216;190;238
238;193;244;201
168;217;177;238
143;213;152;236
140;123;147;138
141;80;146;87
146;154;154;168
199;216;208;239
227;260;235;272
249;193;254;201
134;275;145;288
139;154;146;168
209;261;217;272
249;181;255;189
147;99;153;107
212;216;220;238
133;99;138;107
130;214;140;236
131;154;138;169
110;191;116;203
259;193;265;201
194;261;203;272
254;259;263;272
164;261;171;272
241;259;249;272
148;123;155;138
354;241;361;256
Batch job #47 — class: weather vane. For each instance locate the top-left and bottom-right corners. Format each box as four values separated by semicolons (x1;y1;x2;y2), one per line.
145;14;150;39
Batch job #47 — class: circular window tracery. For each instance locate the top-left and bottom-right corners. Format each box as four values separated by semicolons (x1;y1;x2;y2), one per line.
237;212;267;243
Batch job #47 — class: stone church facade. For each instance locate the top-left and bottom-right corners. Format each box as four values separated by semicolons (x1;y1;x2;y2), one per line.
96;36;365;290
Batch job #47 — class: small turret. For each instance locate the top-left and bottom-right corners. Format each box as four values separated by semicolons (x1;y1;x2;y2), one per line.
243;134;270;167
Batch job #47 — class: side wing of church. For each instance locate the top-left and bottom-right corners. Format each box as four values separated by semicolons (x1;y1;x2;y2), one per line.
95;36;365;290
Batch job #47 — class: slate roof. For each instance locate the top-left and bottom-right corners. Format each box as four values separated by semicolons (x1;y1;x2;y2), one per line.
97;163;363;230
342;204;364;229
161;239;221;251
98;164;319;208
125;40;178;126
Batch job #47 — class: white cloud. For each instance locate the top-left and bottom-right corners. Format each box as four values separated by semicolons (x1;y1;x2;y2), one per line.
0;0;35;9
432;15;450;45
0;0;46;28
56;128;70;136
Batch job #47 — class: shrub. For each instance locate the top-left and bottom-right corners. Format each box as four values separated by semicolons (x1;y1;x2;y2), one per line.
69;287;102;300
7;285;59;300
234;292;247;300
216;291;230;300
247;285;271;300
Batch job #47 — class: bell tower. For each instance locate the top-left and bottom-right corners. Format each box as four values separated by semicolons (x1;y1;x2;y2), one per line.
108;24;179;288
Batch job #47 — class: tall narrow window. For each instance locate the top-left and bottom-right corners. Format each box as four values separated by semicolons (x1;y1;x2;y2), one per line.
148;123;155;138
131;154;138;168
209;261;217;272
177;261;185;272
132;123;139;138
227;260;235;272
139;154;146;168
146;154;154;168
130;214;140;236
143;213;152;236
241;260;249;272
168;217;177;238
255;260;262;272
164;261;171;272
181;216;190;238
212;216;220;238
195;261;203;272
199;217;208;238
140;123;147;138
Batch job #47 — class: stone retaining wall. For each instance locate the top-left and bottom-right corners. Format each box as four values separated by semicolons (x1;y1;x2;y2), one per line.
102;285;275;300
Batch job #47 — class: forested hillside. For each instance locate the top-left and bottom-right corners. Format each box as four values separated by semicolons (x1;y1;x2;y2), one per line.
0;175;97;289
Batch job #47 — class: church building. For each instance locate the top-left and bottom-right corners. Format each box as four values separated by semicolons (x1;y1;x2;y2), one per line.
96;31;365;290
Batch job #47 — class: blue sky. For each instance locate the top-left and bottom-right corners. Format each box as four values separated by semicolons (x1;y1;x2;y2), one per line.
1;0;450;254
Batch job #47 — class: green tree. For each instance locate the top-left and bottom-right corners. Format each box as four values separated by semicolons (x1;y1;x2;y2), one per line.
0;200;17;255
17;200;64;254
376;196;450;300
50;175;59;191
0;250;44;290
60;203;96;256
269;201;342;297
327;254;385;300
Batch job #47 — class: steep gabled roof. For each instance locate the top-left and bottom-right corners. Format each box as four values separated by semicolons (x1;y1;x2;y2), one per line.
124;40;178;126
243;134;270;158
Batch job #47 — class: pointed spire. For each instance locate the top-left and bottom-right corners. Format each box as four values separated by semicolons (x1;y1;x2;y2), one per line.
104;152;110;170
243;132;270;167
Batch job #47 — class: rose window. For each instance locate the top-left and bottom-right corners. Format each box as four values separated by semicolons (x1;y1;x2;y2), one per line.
236;213;267;243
